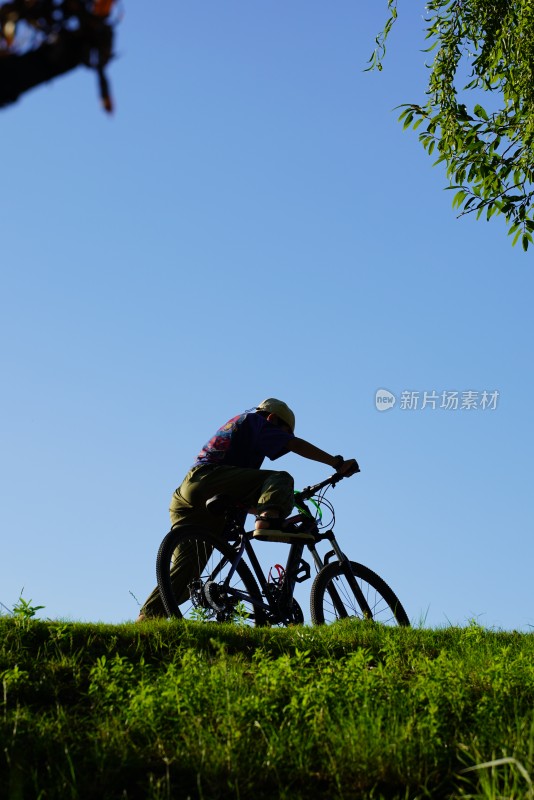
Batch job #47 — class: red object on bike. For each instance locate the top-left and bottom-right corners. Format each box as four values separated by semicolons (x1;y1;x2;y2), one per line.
268;564;285;584
93;0;114;17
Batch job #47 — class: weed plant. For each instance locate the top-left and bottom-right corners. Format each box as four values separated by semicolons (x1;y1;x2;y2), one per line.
1;617;534;799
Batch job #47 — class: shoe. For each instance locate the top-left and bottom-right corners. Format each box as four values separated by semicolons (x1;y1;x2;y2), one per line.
253;516;314;545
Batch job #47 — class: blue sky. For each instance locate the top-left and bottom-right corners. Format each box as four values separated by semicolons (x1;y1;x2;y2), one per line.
1;1;533;629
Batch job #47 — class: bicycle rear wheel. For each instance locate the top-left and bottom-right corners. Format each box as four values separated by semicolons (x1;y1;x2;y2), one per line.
156;526;266;625
310;560;410;626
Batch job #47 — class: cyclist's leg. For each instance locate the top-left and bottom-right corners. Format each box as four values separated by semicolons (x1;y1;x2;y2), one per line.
140;535;212;618
178;464;294;517
168;534;214;605
180;464;299;543
138;465;294;619
138;470;215;618
254;470;294;518
138;585;166;619
139;466;226;618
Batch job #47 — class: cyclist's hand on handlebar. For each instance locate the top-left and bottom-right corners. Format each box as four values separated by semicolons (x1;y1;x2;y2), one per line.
336;458;360;476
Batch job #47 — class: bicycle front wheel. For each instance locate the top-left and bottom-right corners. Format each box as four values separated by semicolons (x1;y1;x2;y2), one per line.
310;560;410;626
156;526;266;625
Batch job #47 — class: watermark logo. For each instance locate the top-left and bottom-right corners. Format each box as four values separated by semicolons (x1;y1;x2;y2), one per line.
375;388;396;412
374;389;500;412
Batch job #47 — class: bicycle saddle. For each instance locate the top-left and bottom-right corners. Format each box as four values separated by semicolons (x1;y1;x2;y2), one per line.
205;494;235;516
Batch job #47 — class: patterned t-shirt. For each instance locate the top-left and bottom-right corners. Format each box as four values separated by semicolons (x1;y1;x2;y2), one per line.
193;411;293;469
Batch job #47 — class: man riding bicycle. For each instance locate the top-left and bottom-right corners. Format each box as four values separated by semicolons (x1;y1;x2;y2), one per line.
138;398;359;620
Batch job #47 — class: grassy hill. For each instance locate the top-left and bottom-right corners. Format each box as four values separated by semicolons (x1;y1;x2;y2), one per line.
1;616;533;799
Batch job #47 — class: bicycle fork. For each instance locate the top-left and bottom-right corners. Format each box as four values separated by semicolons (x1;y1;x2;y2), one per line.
314;535;374;621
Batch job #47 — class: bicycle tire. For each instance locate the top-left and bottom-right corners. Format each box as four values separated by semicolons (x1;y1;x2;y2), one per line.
310;560;410;626
156;526;266;625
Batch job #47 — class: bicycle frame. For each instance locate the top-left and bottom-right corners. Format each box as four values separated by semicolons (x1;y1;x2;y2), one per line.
243;534;308;621
157;468;409;625
214;472;375;623
244;533;374;623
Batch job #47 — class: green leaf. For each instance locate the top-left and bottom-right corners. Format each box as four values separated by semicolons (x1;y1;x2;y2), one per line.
452;189;467;209
473;104;489;121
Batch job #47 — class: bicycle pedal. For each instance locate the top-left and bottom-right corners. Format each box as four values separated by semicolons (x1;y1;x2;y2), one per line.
291;559;311;583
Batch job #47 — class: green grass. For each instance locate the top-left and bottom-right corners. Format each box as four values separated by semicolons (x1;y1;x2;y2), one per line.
1;616;534;799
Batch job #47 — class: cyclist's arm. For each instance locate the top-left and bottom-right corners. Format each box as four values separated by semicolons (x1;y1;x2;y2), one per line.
287;437;359;475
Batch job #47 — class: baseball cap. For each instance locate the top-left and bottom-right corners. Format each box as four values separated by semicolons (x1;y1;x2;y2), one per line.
256;398;296;433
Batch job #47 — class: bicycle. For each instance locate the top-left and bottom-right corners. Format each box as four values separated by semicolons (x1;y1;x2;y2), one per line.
156;472;410;627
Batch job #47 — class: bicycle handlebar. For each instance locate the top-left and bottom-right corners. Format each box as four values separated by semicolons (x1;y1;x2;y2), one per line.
295;466;359;502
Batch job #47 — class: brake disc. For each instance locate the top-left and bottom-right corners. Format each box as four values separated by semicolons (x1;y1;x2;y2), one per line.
203;581;228;614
